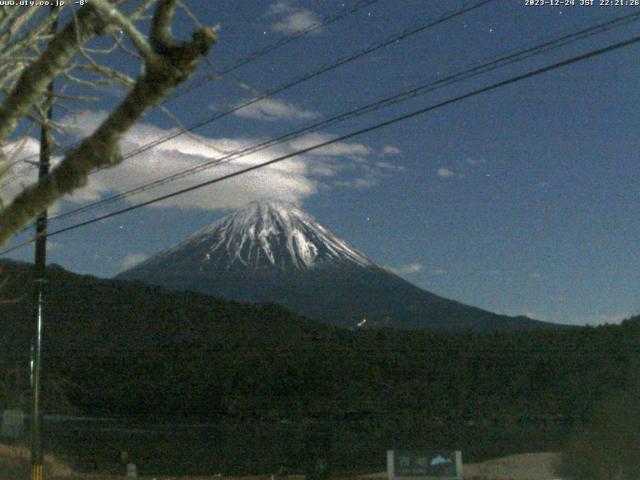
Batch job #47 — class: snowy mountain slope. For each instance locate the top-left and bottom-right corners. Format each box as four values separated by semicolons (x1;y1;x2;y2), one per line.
129;200;372;274
117;200;556;331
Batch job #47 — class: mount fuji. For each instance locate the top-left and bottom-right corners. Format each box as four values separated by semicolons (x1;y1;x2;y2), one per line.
117;200;554;331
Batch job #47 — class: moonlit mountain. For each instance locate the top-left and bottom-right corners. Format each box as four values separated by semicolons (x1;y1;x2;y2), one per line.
117;200;555;331
156;200;374;272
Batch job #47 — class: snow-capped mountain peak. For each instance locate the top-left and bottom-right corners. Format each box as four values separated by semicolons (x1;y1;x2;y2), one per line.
118;199;554;331
135;199;373;272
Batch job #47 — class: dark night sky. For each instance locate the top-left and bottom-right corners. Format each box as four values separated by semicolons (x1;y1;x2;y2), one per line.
3;0;640;325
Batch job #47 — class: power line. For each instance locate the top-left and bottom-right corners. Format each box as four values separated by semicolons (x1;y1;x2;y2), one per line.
2;0;493;191
107;0;494;166
0;0;383;187
10;0;493;226
43;10;640;225
2;34;638;256
166;0;383;101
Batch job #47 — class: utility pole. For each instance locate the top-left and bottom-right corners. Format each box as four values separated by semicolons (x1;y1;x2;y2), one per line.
31;7;57;480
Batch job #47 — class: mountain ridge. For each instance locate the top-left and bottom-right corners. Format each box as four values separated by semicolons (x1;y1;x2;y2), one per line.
118;200;559;331
127;199;373;274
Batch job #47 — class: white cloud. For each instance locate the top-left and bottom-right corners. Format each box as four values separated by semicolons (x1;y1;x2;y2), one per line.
437;167;455;178
384;264;446;277
265;1;292;15
332;158;403;190
233;98;321;122
266;2;321;35
121;253;148;270
430;268;447;276
274;10;321;34
382;145;401;155
464;157;485;165
2;110;399;212
332;176;378;189
528;272;542;280
288;132;372;158
386;262;423;275
375;161;405;172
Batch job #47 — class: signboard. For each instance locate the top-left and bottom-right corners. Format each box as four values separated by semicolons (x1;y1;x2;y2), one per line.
387;450;462;480
126;463;137;477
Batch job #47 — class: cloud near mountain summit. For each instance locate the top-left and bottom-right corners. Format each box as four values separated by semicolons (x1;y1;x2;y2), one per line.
3;110;404;212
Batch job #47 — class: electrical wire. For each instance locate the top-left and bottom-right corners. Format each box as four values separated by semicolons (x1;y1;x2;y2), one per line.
41;10;640;225
0;0;384;187
103;0;494;167
165;0;383;101
2;34;638;256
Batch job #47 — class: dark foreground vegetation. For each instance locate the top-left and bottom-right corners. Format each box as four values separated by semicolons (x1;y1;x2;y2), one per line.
0;260;637;477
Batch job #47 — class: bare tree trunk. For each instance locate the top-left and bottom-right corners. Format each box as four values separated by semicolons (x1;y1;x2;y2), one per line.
0;0;217;245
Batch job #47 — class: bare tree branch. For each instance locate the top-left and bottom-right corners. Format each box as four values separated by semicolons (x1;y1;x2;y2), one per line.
0;0;218;245
0;5;109;145
89;0;159;65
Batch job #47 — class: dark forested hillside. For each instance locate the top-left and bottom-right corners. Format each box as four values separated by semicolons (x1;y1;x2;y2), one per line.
1;259;638;474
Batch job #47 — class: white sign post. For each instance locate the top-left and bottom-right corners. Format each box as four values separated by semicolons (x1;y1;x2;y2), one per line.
387;450;462;480
126;463;137;477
